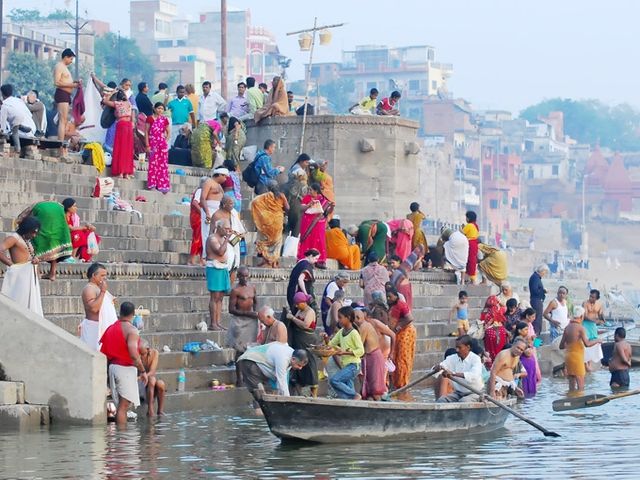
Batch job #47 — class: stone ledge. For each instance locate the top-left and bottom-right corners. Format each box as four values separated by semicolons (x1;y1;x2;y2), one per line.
247;114;420;130
0;404;49;429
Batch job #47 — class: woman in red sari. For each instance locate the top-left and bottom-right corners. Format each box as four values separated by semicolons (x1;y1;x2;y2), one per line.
481;295;508;361
188;177;209;266
103;90;134;179
297;183;333;269
62;198;101;262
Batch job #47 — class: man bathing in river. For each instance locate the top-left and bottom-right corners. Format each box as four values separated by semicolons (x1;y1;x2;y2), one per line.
139;340;166;416
227;266;258;386
354;308;386;400
488;338;528;399
609;327;632;389
560;306;603;392
434;335;484;402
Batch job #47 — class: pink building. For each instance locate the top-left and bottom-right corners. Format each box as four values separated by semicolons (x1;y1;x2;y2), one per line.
481;148;522;238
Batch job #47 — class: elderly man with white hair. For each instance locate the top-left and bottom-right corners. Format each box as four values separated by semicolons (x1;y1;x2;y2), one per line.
497;281;520;308
560;305;603;391
206;218;232;330
529;263;549;336
257;305;288;344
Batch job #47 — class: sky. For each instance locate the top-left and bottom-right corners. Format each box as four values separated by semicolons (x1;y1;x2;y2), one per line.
6;0;640;112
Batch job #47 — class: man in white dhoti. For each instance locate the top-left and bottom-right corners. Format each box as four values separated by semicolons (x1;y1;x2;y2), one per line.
212;195;246;283
80;262;118;350
0;217;44;316
199;168;228;257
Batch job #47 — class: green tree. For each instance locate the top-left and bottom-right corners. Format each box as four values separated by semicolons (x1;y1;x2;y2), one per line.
7;9;42;22
6;52;55;106
288;77;356;114
94;32;155;86
47;9;74;21
520;98;640;151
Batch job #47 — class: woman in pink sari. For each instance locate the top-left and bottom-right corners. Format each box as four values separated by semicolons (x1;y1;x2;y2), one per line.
145;102;171;193
297;183;333;269
388;218;414;261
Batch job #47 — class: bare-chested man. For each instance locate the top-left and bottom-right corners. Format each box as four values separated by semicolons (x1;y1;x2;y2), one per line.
212;195;246;284
609;327;632;389
200;168;228;257
0;216;42;315
354;309;386;400
488;338;528;399
560;306;602;392
258;306;288;344
53;49;79;156
364;307;396;377
205;219;231;330
80;262;113;351
139;340;166;416
583;289;605;371
327;289;345;335
227;266;258;385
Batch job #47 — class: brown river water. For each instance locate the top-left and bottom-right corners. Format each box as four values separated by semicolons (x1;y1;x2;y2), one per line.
1;369;638;479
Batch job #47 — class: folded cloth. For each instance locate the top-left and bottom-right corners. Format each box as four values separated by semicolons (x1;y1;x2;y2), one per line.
108;364;140;407
1;261;43;316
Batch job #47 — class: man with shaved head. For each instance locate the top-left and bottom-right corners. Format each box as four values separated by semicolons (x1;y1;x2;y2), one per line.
227;266;258;386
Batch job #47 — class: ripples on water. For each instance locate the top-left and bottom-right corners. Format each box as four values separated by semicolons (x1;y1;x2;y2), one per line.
0;369;638;479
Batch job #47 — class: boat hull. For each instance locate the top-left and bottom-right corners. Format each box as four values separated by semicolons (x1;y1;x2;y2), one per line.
258;394;513;443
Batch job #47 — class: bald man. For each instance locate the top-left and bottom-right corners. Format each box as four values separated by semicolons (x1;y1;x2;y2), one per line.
258;306;288;344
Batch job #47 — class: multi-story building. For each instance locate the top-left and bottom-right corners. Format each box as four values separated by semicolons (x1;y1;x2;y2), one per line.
1;21;95;81
309;44;453;130
246;26;287;84
481;147;522;237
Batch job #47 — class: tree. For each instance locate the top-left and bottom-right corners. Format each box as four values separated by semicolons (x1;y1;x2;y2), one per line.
94;32;155;86
520;98;640;151
6;52;55;106
7;9;42;22
288;77;356;114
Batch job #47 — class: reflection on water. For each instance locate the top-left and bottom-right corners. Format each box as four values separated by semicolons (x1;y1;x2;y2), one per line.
1;369;638;479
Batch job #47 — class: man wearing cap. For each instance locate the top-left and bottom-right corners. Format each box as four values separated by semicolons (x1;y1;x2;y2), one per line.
200;167;228;257
53;48;80;155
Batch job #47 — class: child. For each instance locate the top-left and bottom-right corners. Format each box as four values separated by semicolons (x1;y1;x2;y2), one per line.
609;327;632;388
449;290;469;336
504;298;523;338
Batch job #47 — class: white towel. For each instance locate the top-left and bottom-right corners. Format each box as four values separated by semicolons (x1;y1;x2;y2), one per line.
1;262;43;316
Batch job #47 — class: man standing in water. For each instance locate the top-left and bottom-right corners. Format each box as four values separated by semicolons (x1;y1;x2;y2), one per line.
53;49;80;157
488;338;528;399
227;266;258;386
609;327;632;388
582;289;605;371
560;306;602;392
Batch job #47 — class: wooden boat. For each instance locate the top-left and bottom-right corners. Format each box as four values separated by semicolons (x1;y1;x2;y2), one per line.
257;393;514;443
602;341;640;367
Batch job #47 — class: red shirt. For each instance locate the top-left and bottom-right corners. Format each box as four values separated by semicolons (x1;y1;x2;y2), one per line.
99;321;137;367
379;97;397;112
390;300;411;321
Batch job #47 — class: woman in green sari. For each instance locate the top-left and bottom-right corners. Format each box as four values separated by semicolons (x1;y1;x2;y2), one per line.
191;119;222;169
18;201;72;280
224;116;246;164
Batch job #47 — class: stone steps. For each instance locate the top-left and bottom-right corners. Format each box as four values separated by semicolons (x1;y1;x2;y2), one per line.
154;388;252;414
0;381;49;429
157;366;237;392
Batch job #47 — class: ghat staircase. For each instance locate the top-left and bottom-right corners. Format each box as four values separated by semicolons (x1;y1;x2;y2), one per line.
0;153;490;416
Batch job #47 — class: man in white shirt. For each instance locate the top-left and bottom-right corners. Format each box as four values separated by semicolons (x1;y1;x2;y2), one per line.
0;84;36;154
237;343;308;412
198;80;226;123
434;335;485;402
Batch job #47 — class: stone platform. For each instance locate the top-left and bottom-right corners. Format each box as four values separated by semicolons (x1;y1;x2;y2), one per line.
0;152;491;417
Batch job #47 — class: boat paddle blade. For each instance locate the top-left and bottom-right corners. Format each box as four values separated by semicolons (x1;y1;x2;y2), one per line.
552;394;609;412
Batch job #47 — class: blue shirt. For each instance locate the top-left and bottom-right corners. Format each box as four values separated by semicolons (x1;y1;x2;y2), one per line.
254;150;280;184
529;272;545;301
167;97;193;125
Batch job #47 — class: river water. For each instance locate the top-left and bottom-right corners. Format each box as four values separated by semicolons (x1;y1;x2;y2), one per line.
1;369;637;479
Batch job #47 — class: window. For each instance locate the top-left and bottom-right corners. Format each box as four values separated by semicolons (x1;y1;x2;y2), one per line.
409;79;420;91
311;66;320;79
179;55;196;62
431;80;437;90
552;165;559;176
490;199;499;209
157;40;172;48
250;51;263;75
502;192;508;205
511;197;518;209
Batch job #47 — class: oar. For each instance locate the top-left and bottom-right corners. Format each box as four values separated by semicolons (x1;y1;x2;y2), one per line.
552;389;640;412
390;370;437;397
449;376;561;437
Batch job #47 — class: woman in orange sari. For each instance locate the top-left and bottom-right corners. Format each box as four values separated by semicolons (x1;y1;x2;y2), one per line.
251;181;289;268
254;76;288;123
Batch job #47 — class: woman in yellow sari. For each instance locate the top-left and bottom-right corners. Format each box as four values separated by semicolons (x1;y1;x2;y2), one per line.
251;181;289;268
477;243;508;286
407;202;428;252
254;76;289;123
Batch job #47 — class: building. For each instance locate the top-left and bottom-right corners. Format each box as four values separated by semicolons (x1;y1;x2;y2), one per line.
1;21;95;81
246;26;286;84
481;149;522;237
309;44;453;129
423;97;475;141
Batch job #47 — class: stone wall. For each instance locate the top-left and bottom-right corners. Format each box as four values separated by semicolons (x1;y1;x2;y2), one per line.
246;115;422;226
0;295;107;424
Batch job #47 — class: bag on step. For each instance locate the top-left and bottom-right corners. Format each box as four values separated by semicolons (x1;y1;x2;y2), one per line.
86;232;100;255
281;234;300;258
92;177;114;198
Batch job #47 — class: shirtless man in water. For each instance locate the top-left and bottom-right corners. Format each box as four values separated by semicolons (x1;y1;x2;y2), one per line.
354;309;386;400
228;266;258;385
53;49;80;156
488;338;528;399
139;340;166;416
609;327;632;389
80;263;109;350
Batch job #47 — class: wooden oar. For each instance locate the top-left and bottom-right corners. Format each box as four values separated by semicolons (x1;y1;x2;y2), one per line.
552;389;640;412
449;376;561;437
390;370;437;397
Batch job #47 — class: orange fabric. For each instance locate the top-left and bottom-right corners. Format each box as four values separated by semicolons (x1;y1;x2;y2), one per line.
254;77;288;122
392;323;416;389
251;192;285;263
325;227;361;270
407;211;429;252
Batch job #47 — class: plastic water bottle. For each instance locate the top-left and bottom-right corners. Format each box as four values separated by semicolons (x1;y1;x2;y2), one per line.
177;369;186;392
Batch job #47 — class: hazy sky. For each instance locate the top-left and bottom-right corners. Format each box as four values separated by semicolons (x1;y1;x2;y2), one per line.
6;0;639;112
